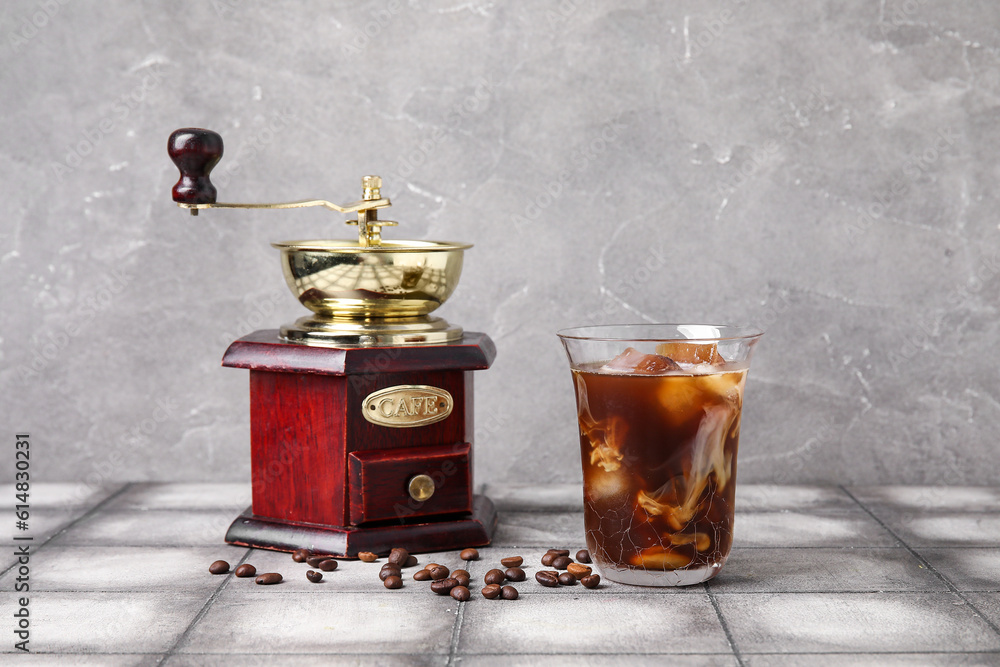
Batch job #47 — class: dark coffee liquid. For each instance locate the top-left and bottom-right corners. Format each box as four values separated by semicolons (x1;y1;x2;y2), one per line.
573;365;746;577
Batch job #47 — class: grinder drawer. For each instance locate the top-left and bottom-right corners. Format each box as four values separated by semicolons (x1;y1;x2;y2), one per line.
348;443;472;525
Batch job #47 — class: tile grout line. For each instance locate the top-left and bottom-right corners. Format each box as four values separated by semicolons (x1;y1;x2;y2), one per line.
158;546;253;661
0;483;134;580
840;485;1000;638
445;560;471;666
704;582;745;667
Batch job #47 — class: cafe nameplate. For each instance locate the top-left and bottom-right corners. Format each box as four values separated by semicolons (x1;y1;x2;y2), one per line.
363;385;454;428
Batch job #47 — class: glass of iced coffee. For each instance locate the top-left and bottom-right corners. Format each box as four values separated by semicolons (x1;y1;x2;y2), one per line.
557;324;762;586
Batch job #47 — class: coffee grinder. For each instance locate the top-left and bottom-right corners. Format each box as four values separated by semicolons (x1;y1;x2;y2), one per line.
168;128;496;557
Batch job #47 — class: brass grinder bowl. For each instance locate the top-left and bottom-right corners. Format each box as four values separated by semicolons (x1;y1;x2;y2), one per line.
272;239;471;345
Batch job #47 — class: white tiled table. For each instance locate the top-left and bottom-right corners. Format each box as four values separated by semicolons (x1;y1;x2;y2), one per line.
2;483;999;665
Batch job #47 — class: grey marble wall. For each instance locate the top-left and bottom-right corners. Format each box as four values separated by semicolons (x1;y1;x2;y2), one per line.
2;0;998;486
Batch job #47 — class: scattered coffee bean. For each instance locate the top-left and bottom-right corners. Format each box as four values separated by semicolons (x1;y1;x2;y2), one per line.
484;568;505;585
317;559;338;572
404;555;418;568
306;556;327;567
576;549;592;564
566;563;592;579
481;583;501;599
358;552;378;562
581;574;601;589
501;585;519;600
291;549;310;563
535;570;559;587
460;548;479;561
209;560;230;575
453;571;471;587
383;575;403;589
552;556;573;570
505;567;526;582
379;567;401;582
428;565;450;580
558;572;577;586
413;569;432;581
255;572;282;585
450;585;471;601
547;549;570;557
234;564;256;578
425;562;441;570
500;556;523;568
540;552;557;566
306;570;323;583
430;578;458;595
452;569;471;580
388;547;409;566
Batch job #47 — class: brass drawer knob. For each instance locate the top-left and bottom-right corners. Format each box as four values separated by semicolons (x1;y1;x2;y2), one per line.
408;474;436;502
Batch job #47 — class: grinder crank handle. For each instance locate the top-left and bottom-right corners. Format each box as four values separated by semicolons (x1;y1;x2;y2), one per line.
168;128;223;207
167;127;393;218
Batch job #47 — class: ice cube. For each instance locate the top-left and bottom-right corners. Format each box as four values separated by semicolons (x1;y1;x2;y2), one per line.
655;341;724;366
629;545;693;570
601;347;680;375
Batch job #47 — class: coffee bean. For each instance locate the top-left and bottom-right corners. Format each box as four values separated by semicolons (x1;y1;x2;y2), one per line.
388;547;409;567
234;564;256;578
430;578;458;595
558;572;577;586
425;562;441;570
379;567;401;582
413;569;432;581
504;567;526;582
460;548;479;561
358;552;378;562
566;563;592;579
453;572;470;587
404;555;418;568
209;560;229;575
452;569;471;580
306;556;326;567
581;574;601;589
306;570;323;583
428;565;450;580
291;549;310;563
383;575;403;589
481;583;501;599
552;556;573;570
255;572;282;585
317;559;338;572
547;549;570;557
484;568;505;585
450;585;471;601
501;585;519;600
540;552;557;566
535;570;559;587
500;556;523;568
576;549;592;564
